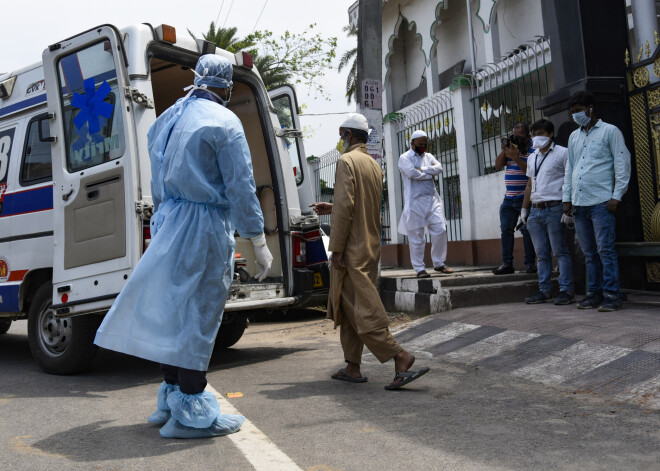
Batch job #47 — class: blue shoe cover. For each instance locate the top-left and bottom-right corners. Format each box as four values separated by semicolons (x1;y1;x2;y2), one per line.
159;415;245;439
148;408;171;424
167;389;221;429
148;382;179;424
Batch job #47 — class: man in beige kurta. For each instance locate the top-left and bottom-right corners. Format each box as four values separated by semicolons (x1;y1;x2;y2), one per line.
311;113;429;390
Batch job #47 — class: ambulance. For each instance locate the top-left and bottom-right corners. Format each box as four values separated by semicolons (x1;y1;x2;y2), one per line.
0;23;329;374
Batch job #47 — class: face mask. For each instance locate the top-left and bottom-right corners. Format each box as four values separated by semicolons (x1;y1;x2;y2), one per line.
414;144;427;154
532;135;551;149
336;136;345;154
572;109;591;127
336;133;350;153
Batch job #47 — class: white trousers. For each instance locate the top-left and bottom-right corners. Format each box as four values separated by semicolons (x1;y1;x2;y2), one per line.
407;222;448;272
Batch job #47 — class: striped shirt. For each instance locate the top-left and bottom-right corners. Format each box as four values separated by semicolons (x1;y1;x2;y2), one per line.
504;151;531;199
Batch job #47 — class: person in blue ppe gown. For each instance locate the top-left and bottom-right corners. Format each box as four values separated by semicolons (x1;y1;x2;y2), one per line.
94;54;273;439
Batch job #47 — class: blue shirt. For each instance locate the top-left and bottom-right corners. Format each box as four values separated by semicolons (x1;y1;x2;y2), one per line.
563;119;631;206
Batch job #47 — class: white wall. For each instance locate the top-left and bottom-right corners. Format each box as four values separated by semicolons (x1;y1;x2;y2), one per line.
433;1;471;74
495;0;545;56
469;172;507;240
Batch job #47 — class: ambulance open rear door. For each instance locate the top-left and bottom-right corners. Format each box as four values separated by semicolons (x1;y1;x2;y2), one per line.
42;25;141;316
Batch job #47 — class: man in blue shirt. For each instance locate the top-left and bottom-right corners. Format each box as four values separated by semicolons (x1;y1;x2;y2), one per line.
563;91;631;311
493;122;536;275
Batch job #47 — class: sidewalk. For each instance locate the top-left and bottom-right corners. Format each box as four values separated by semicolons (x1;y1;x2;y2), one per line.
380;265;660;408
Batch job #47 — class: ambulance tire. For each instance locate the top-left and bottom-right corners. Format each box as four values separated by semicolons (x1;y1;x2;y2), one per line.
214;314;248;349
0;318;11;335
28;283;100;375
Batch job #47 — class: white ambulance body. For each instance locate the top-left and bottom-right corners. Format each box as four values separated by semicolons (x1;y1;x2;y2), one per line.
0;24;329;374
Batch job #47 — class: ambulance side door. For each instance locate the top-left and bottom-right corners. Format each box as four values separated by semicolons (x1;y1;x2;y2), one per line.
268;85;315;211
42;25;140;314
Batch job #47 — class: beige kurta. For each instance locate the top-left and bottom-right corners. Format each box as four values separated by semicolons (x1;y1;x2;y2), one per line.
327;143;389;334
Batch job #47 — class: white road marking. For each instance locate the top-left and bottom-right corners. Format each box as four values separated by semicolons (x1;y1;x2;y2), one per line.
445;330;541;362
513;341;632;384
616;373;660;405
206;384;303;471
407;322;480;351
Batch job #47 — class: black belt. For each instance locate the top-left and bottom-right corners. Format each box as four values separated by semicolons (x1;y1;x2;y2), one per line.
532;200;561;209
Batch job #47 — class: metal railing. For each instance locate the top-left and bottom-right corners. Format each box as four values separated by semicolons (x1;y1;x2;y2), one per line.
393;91;462;242
470;38;553;175
309;149;391;244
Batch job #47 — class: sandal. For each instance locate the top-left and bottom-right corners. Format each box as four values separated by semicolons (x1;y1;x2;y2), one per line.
384;366;430;390
331;368;368;383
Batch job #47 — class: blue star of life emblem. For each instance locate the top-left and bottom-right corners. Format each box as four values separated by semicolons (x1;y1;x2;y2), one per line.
72;78;114;134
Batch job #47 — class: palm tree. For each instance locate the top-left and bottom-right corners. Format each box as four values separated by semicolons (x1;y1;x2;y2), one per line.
189;22;256;53
253;54;291;90
338;26;358;104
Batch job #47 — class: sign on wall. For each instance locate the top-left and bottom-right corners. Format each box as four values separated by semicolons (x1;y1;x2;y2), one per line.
362;79;382;109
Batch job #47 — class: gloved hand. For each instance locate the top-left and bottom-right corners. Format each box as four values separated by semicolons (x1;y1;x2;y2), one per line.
520;207;529;225
251;234;273;282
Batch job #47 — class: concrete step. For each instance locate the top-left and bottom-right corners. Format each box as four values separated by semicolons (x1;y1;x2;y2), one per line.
379;267;557;315
447;279;544;308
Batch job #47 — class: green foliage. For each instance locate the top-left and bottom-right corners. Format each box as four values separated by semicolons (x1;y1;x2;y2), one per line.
191;23;337;96
188;23;257;53
338;26;358;105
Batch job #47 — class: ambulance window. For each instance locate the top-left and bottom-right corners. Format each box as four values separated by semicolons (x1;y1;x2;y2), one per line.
20;115;52;185
272;95;303;185
56;40;126;173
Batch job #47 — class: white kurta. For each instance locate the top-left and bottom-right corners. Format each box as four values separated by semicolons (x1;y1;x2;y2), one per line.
397;149;446;236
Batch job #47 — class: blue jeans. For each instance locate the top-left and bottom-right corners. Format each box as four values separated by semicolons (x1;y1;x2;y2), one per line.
500;197;536;266
573;203;621;297
526;204;573;294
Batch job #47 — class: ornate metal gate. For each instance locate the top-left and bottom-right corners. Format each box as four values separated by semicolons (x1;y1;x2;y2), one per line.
626;36;660;283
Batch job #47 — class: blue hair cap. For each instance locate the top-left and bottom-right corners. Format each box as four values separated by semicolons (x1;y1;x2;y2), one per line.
194;54;234;89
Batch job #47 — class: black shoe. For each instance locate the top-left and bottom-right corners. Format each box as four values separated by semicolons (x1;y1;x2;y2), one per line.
524;265;537;274
416;270;430;279
577;292;604;309
525;291;552;304
554;291;575;305
492;264;514;275
598;295;623;312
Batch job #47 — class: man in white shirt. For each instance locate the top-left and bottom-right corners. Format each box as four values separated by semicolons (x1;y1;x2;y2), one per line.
398;130;453;278
521;119;574;305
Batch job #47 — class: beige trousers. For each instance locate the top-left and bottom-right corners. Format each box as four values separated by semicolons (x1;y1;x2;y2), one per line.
339;276;402;364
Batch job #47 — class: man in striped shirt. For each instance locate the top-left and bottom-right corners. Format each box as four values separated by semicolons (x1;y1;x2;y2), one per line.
493;122;536;275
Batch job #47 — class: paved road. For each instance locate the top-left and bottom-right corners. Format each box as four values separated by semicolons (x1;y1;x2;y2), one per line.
1;308;659;471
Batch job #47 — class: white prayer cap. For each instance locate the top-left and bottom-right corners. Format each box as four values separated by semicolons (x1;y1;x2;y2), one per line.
340;113;370;132
410;130;427;141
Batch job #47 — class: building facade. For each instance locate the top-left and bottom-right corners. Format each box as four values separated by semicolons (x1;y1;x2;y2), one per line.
381;0;553;268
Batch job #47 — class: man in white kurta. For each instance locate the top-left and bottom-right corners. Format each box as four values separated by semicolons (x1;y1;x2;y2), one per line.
398;130;453;278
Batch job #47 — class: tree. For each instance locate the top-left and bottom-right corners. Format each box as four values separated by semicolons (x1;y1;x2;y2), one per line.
248;25;338;97
188;22;257;53
338;26;358;105
191;23;337;95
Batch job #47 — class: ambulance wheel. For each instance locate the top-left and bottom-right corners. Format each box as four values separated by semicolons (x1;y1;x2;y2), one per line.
28;284;100;375
0;318;11;335
215;314;248;349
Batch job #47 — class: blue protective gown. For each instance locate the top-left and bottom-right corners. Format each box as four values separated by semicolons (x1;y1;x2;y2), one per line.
94;93;264;371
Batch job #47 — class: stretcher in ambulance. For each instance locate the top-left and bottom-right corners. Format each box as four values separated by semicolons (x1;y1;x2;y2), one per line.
0;24;329;374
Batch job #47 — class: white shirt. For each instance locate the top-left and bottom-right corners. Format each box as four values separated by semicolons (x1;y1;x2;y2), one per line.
397;149;446;235
526;142;568;204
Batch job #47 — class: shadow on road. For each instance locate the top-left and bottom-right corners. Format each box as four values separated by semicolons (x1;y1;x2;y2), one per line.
30;421;212;461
